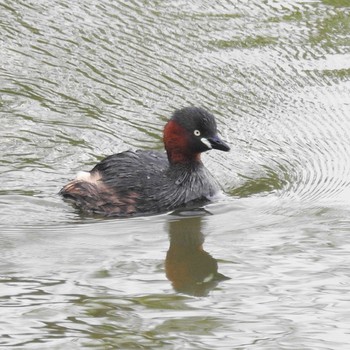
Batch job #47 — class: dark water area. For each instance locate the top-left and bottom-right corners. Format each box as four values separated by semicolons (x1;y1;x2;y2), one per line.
1;0;350;348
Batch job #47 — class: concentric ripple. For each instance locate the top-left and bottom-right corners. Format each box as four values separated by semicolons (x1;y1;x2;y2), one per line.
203;1;350;206
1;0;350;224
1;1;350;349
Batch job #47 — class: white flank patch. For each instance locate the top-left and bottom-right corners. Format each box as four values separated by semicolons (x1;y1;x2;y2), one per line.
76;171;91;181
75;171;102;184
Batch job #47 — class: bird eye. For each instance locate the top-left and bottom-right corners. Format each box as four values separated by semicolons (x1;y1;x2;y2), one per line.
194;130;201;136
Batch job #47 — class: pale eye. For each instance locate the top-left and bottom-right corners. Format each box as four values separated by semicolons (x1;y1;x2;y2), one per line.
194;130;201;136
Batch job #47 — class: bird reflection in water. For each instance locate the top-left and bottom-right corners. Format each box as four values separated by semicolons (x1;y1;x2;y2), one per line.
165;215;229;296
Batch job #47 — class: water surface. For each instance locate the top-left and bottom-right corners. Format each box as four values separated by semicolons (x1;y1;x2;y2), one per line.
1;0;350;348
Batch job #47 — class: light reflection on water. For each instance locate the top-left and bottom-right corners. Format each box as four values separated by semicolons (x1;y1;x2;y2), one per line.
1;0;350;348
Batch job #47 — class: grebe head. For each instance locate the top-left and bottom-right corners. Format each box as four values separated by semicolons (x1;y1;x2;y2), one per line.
163;107;230;164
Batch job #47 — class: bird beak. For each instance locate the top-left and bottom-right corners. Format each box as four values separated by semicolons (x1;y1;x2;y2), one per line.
206;135;230;152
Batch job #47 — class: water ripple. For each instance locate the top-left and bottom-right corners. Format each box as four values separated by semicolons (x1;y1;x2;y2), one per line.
1;2;350;348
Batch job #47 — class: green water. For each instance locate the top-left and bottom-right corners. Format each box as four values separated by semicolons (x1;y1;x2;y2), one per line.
1;0;350;349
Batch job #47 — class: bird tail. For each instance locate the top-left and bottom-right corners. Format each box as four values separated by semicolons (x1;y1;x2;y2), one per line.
59;180;101;211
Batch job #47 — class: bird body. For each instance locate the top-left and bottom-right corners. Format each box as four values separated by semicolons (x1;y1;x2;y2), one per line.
60;107;230;217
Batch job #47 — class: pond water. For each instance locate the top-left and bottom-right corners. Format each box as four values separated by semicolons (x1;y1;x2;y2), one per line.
1;0;350;348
